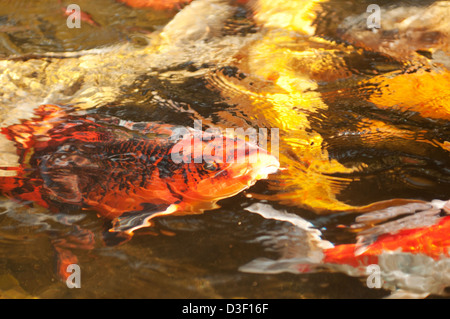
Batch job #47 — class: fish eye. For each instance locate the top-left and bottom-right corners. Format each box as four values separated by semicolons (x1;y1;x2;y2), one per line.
202;161;219;171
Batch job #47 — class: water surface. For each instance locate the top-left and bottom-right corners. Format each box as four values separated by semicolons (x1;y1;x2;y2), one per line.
0;0;449;299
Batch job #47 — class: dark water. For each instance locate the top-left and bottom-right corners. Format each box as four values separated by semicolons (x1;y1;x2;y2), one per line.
0;0;449;299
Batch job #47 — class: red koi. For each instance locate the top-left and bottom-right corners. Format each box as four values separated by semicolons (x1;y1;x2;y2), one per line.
117;0;193;10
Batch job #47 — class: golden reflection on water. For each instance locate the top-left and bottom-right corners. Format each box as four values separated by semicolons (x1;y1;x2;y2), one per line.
206;0;450;213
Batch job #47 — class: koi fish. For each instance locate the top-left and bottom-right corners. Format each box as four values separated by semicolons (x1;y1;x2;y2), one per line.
323;201;450;266
1;104;279;234
240;200;450;298
0;105;279;279
320;201;450;298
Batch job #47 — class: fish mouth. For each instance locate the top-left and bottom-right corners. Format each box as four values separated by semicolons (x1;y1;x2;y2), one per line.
189;152;280;202
252;162;280;181
248;150;280;183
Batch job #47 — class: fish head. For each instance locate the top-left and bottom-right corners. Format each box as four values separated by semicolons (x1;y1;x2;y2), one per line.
167;129;280;204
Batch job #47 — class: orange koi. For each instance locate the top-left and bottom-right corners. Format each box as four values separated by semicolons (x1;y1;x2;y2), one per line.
241;201;450;297
117;0;193;10
1;105;279;235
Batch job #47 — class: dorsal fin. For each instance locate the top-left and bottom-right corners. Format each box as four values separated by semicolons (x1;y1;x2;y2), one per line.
353;201;448;255
1;104;69;149
110;204;179;235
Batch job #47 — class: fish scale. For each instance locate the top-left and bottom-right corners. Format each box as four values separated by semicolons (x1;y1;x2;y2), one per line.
0;104;280;229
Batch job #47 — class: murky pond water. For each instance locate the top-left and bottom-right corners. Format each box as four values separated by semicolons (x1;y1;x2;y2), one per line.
0;0;449;299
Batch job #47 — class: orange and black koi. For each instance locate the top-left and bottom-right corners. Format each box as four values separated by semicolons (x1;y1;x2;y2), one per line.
0;105;279;235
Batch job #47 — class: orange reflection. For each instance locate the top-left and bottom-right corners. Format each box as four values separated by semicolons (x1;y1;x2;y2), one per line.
364;69;450;121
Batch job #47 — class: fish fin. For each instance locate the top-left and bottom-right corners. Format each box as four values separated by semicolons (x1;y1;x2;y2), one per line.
385;289;430;299
353;200;448;255
94;116;176;137
53;246;79;283
41;172;84;205
110;204;178;236
2;104;68;148
239;257;318;274
239;203;332;274
52;226;95;282
354;202;435;225
102;229;133;247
